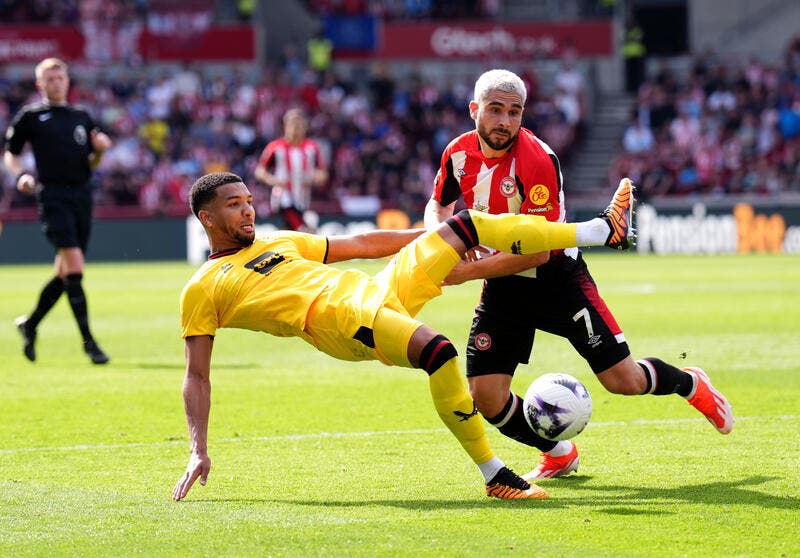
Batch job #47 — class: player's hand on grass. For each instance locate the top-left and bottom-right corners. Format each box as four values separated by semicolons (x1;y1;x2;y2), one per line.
172;451;211;501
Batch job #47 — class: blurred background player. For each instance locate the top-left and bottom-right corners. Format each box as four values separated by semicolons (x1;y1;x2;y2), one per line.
424;69;733;482
5;57;112;365
254;108;328;231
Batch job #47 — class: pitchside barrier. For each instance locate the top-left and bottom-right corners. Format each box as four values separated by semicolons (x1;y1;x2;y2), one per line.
1;200;799;264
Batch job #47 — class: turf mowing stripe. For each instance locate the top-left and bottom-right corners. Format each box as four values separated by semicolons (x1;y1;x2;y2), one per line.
1;415;795;455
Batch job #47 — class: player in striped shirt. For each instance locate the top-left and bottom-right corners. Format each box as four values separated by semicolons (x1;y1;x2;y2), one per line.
424;69;733;482
255;108;327;231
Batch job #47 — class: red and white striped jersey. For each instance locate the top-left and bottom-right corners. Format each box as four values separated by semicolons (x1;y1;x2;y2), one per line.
257;137;325;210
432;128;565;224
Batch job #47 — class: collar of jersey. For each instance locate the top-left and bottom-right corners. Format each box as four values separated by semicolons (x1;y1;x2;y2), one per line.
208;247;243;260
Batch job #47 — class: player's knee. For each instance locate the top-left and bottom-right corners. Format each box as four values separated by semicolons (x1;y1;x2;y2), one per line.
467;383;508;417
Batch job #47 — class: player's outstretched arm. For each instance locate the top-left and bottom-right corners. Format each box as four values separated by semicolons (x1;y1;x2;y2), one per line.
173;335;213;501
326;228;426;263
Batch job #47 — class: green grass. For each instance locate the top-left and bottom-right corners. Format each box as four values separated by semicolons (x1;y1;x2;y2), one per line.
1;254;798;557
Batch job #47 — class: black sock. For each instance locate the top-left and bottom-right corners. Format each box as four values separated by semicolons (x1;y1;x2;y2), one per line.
486;392;557;452
64;273;93;343
637;358;694;397
27;275;65;328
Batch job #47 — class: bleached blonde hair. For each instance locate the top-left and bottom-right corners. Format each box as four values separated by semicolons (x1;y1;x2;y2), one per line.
35;57;68;81
473;69;527;106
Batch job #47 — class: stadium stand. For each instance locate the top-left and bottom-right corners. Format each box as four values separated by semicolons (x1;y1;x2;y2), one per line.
1;1;798;220
0;51;583;218
608;36;800;202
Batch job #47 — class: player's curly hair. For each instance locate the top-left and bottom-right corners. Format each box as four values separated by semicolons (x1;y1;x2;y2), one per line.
473;69;527;106
189;172;243;217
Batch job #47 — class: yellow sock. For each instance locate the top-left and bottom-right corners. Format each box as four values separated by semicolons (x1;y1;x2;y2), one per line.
468;210;578;254
428;357;494;465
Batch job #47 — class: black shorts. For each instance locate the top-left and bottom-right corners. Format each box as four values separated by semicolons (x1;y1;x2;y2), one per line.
38;188;93;252
466;251;630;377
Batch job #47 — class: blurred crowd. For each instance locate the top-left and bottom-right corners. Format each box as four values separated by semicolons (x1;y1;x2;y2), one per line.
0;0;148;25
305;0;501;20
609;36;800;200
0;54;585;217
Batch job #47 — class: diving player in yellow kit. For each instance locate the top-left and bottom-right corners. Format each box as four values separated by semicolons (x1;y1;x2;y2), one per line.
172;171;633;502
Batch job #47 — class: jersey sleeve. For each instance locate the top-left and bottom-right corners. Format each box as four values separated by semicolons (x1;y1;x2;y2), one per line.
82;109;101;153
271;231;329;262
180;280;219;338
311;140;326;170
518;134;564;222
4;109;31;155
257;140;277;170
431;147;462;206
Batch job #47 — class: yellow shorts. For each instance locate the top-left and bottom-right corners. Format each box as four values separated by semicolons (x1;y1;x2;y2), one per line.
307;231;460;367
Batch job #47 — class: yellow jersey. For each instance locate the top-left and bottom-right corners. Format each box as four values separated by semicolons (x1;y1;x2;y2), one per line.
180;231;399;360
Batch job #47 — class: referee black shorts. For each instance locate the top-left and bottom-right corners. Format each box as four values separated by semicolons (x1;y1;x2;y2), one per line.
465;253;631;377
39;188;93;252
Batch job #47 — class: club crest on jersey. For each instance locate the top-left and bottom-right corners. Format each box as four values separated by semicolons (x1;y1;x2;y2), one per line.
499;176;517;198
73;125;87;146
475;332;492;351
528;184;550;206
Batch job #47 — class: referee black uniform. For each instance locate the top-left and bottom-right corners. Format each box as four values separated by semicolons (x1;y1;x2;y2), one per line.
6;102;97;251
6;87;110;364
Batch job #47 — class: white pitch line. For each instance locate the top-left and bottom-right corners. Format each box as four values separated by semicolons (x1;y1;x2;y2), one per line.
0;415;796;456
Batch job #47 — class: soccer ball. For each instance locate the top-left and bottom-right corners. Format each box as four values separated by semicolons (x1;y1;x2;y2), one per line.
523;373;592;441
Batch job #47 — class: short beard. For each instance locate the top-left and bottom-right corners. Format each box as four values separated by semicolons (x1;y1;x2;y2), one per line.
234;231;255;246
479;128;517;151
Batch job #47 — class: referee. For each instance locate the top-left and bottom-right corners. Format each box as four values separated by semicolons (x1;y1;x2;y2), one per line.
4;58;112;364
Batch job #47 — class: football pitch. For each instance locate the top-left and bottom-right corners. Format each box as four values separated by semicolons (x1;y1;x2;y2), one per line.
1;253;798;557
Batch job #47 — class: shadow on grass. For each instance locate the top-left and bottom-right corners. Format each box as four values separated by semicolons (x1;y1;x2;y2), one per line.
190;475;795;513
520;474;796;514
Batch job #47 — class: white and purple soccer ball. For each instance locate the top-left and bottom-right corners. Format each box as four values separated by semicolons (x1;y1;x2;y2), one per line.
523;373;592;441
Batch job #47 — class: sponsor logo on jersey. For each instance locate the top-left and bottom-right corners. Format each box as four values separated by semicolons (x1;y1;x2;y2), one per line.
74;125;87;146
473;200;489;213
529;184;550;205
220;263;233;273
244;251;286;276
457;167;466;177
475;332;492;350
525;203;553;214
511;240;522;254
499;176;517;198
39;113;52;122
